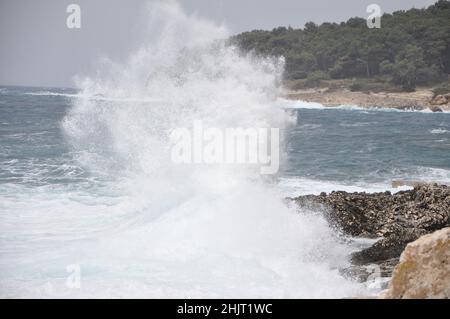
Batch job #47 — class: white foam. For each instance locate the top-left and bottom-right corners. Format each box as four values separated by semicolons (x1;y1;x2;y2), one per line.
412;166;450;184
24;90;165;103
430;128;450;134
278;177;412;198
278;166;450;198
0;1;367;298
278;98;450;114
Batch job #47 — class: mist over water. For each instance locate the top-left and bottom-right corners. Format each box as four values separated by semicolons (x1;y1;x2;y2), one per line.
0;2;371;298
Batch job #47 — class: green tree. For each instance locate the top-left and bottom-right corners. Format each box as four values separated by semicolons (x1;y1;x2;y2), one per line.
231;0;450;91
389;45;426;91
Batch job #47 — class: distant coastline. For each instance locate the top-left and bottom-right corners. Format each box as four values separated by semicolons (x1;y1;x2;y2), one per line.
284;87;450;112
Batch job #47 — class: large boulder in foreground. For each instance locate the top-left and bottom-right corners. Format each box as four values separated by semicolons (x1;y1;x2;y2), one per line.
381;227;450;299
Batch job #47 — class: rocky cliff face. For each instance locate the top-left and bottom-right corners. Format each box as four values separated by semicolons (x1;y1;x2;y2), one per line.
381;227;450;299
292;184;450;276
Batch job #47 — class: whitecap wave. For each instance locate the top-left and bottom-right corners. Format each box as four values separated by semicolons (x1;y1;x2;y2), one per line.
0;1;368;298
278;98;450;114
430;128;450;134
277;177;412;198
278;166;450;198
24;90;164;103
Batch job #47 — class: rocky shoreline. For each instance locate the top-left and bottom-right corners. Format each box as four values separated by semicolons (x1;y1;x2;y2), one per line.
291;184;450;296
284;88;450;112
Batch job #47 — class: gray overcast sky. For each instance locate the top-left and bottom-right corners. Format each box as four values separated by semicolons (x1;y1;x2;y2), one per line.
0;0;437;88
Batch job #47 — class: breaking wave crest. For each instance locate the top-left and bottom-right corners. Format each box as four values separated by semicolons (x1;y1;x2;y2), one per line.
1;1;367;298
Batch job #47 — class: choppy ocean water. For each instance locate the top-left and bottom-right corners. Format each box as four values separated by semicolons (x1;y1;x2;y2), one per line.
0;86;449;298
278;99;450;196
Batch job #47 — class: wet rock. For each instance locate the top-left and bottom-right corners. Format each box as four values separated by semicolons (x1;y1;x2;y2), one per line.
292;184;450;276
380;227;450;299
397;105;423;111
293;184;449;237
351;229;426;265
429;105;443;112
341;258;399;283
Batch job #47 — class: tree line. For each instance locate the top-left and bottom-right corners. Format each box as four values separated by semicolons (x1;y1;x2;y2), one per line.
231;0;450;91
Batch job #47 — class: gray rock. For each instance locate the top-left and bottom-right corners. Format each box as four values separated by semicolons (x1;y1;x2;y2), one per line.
292;184;450;276
351;229;426;265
